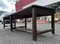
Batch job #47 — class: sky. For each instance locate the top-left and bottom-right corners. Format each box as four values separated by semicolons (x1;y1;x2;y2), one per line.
0;0;16;12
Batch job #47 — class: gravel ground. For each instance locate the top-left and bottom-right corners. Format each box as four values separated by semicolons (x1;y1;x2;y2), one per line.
0;22;60;44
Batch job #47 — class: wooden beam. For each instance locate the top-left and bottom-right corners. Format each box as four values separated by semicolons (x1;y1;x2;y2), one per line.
14;29;32;34
32;8;37;41
10;16;13;31
37;29;52;35
51;14;55;34
25;18;27;29
13;20;16;29
3;18;5;28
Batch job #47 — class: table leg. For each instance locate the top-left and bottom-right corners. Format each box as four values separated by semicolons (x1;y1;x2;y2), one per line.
13;20;16;29
25;18;27;29
10;16;13;31
3;18;5;28
32;8;37;41
51;15;55;34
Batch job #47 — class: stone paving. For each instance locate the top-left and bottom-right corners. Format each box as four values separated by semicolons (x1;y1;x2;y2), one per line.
0;22;60;44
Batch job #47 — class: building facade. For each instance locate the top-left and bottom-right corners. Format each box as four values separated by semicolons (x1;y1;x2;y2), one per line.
15;0;36;11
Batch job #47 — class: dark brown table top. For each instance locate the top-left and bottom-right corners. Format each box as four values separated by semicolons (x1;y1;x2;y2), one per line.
5;5;55;19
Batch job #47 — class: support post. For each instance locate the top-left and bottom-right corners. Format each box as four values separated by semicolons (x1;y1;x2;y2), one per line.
10;16;13;31
3;18;5;28
32;8;37;41
51;14;55;34
25;18;27;29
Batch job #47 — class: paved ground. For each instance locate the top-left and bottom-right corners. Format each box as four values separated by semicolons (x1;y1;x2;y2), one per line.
0;22;60;44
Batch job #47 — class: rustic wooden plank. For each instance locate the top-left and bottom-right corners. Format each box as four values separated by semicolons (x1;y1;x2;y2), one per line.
10;16;13;31
51;14;55;34
25;18;27;29
3;18;5;28
32;8;37;41
37;29;52;35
